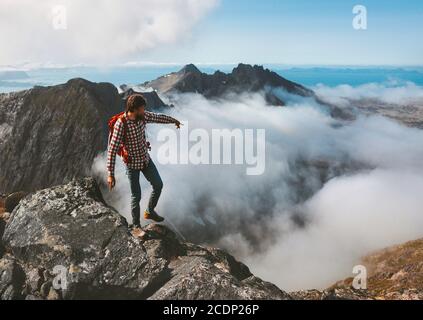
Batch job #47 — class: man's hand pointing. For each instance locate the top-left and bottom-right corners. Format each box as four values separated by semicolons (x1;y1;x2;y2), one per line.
108;176;116;191
174;120;182;129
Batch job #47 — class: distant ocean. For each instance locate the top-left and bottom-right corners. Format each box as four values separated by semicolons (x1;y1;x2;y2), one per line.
1;65;423;93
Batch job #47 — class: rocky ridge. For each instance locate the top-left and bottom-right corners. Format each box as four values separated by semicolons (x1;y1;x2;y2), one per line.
0;179;422;300
0;178;290;300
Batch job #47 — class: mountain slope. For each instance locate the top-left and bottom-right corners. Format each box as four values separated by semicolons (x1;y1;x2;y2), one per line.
353;238;423;300
345;98;423;129
292;238;423;300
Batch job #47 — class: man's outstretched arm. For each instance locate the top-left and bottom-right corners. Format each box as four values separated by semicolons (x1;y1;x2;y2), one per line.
145;111;181;128
107;119;124;189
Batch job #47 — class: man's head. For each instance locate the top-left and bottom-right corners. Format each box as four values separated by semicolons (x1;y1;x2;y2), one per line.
126;94;147;120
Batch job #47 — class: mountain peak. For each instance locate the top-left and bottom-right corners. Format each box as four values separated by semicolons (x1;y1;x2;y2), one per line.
233;63;265;73
180;63;201;74
142;62;313;106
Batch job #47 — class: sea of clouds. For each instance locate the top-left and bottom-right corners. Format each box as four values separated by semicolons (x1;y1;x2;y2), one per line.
314;81;423;106
93;84;423;291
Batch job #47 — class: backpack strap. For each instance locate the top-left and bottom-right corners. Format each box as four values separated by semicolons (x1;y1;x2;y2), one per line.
120;113;129;145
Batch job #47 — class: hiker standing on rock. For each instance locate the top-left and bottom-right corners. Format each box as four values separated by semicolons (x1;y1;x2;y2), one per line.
107;94;181;228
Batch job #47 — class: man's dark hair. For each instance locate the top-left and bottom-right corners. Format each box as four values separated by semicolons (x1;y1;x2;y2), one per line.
126;94;146;112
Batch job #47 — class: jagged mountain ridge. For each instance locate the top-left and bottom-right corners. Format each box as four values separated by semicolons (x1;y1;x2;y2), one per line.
141;63;314;106
140;63;352;119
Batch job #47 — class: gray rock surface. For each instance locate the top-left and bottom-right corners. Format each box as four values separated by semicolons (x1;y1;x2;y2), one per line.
0;255;25;300
0;79;123;194
0;198;6;258
0;220;4;258
1;178;291;300
290;288;372;300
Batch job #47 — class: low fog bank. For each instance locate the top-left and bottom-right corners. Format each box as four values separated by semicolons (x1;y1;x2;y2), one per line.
244;169;423;290
93;83;423;291
314;81;423;106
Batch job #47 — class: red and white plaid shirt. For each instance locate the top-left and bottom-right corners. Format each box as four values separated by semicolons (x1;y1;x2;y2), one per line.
107;111;176;177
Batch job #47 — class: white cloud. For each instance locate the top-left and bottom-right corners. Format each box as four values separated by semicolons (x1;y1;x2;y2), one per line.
0;0;218;65
247;169;423;291
314;81;423;106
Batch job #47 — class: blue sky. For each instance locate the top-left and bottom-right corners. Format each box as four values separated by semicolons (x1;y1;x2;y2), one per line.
142;0;423;66
1;0;422;67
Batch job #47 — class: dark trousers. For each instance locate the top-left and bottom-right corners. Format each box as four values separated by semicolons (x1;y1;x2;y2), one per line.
126;160;163;225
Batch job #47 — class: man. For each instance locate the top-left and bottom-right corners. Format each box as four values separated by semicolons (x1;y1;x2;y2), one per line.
107;94;181;228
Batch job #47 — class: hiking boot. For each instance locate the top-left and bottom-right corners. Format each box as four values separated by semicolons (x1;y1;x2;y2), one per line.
131;220;141;229
144;210;165;223
132;223;142;229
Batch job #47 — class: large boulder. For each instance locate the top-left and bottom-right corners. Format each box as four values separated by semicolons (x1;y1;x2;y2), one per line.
1;178;290;300
0;79;123;194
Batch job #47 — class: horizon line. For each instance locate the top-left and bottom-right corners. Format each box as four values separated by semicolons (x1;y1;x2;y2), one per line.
1;61;423;72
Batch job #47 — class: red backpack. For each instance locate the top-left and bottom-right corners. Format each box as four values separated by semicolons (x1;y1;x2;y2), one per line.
108;112;130;164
